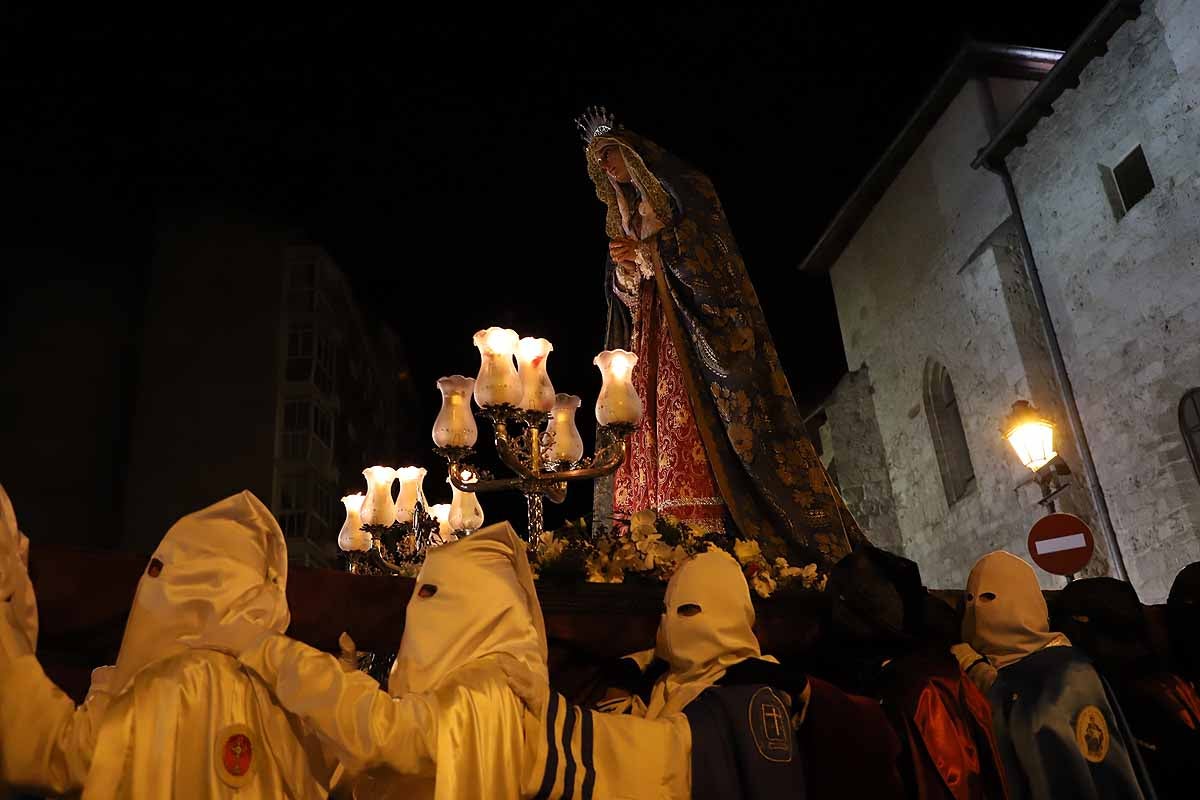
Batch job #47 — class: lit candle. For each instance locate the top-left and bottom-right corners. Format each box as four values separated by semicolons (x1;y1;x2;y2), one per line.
447;478;485;534
428;503;453;542
394;467;427;524
336;493;371;552
433;376;479;448
359;466;397;526
472;327;522;407
548;393;585;463
593;349;643;425
516;336;556;412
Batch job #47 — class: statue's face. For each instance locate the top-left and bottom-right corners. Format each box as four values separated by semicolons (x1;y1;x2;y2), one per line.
598;145;632;184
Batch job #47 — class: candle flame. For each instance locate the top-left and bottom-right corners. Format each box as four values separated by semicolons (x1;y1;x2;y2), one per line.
610;352;633;380
517;336;553;363
477;327;519;355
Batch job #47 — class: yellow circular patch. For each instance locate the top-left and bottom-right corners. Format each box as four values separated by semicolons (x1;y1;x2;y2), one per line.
1075;705;1109;763
214;723;258;788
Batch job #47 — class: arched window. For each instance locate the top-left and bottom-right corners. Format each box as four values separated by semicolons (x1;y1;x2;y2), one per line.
1180;389;1200;484
925;361;976;506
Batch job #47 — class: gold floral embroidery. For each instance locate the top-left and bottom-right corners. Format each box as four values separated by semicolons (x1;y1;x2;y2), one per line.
711;383;751;424
729;424;756;463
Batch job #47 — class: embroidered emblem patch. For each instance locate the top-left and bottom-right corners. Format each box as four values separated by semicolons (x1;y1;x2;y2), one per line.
1075;705;1109;763
214;724;257;788
748;687;793;763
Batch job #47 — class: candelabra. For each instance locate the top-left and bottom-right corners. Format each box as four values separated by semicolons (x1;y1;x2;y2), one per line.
341;330;641;560
436;404;634;542
344;502;447;576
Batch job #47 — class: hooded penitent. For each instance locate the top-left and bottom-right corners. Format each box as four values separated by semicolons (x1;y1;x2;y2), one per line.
1059;576;1200;800
826;546;1008;800
110;490;290;693
962;551;1068;670
828;546;925;647
586;124;865;571
0;482;37;652
1168;562;1200;683
0;491;332;799
1054;577;1157;681
222;519;692;799
964;553;1155;800
388;520;548;698
647;549;768;718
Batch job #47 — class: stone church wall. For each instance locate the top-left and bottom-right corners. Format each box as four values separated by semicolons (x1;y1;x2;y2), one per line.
1007;1;1200;600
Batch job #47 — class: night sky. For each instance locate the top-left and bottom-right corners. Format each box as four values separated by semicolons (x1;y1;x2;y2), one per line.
2;4;1104;532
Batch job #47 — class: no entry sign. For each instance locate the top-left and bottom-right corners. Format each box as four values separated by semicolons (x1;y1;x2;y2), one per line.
1028;513;1095;576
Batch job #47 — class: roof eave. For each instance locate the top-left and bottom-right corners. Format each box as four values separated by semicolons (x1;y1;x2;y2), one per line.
798;40;1062;274
971;0;1146;170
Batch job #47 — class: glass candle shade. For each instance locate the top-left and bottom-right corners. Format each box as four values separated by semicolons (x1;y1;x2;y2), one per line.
428;503;453;542
593;349;643;426
548;393;585;463
336;493;371;552
360;466;397;526
448;480;485;533
472;327;522;407
394;467;427;524
432;376;479;448
516;337;556;412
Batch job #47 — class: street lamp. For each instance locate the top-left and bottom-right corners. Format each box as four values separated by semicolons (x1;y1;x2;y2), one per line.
1003;400;1057;471
1002;400;1071;511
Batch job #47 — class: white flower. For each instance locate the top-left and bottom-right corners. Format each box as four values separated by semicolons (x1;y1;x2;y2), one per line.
611;541;642;572
733;539;762;565
631;519;663;569
586;550;626;583
630;509;658;538
538;532;566;561
774;556;806;579
643;540;678;570
750;571;777;598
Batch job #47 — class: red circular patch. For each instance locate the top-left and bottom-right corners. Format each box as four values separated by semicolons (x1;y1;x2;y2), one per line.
222;734;253;777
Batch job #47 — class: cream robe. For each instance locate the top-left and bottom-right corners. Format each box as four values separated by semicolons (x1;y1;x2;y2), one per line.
0;627;332;798
239;639;690;800
232;522;690;800
601;550;776;721
0;491;334;799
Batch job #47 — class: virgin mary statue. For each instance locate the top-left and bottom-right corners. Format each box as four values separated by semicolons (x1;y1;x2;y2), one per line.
580;108;866;571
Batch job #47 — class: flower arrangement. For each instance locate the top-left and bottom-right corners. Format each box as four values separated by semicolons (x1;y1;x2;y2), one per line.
532;510;825;597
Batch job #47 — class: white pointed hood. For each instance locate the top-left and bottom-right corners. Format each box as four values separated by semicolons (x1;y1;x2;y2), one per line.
648;549;769;718
111;491;290;693
0;482;38;651
962;551;1069;669
388;521;547;697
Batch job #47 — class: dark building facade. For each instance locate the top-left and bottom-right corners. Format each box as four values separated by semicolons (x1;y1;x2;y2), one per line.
121;218;419;565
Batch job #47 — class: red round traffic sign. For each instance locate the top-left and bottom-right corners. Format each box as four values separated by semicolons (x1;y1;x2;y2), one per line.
1028;513;1095;576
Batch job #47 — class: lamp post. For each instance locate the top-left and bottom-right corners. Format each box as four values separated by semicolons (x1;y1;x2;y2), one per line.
1002;400;1071;512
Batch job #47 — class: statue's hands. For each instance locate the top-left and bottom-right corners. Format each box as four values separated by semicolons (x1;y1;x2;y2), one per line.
608;237;638;264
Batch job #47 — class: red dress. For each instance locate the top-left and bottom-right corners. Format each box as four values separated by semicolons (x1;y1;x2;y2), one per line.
612;277;726;532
